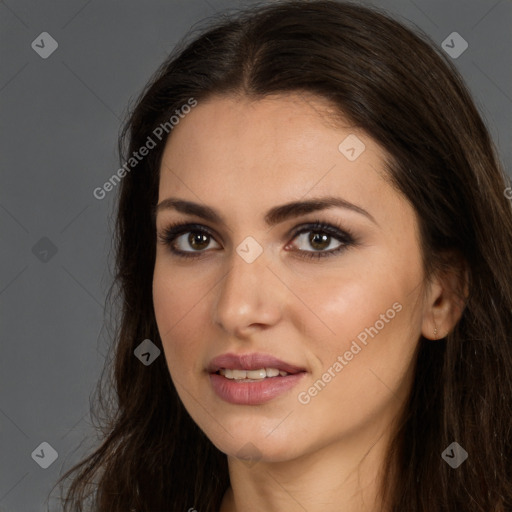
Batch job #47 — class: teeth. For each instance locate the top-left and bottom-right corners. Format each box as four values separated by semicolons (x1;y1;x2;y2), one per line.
219;368;289;380
246;369;267;379
266;367;280;377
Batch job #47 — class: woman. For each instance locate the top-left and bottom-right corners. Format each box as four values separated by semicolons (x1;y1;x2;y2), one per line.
55;1;512;510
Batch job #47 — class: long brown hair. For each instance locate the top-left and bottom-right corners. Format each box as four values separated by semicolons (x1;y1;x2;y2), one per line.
53;1;512;510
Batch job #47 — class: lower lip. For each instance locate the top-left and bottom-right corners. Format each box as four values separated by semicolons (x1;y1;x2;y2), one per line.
209;372;306;405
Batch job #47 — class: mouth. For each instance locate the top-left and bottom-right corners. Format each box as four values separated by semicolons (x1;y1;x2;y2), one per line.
207;352;306;376
216;367;291;381
207;352;307;405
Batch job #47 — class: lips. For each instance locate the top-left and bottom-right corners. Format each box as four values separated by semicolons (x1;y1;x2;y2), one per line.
207;352;306;375
207;352;307;405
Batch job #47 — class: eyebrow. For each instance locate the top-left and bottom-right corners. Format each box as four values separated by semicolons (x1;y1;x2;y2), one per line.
155;196;378;227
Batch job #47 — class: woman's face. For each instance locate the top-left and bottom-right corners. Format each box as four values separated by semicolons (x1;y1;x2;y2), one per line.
153;93;430;463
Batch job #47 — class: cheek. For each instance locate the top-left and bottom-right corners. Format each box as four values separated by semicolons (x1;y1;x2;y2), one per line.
152;265;206;376
293;257;423;396
290;267;412;351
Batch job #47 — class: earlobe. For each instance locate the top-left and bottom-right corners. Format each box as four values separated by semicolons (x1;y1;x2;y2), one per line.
421;258;469;340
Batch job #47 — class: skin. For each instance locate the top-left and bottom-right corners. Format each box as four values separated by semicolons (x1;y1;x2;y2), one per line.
152;93;464;512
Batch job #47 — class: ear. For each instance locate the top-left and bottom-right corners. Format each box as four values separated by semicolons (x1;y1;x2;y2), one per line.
421;253;469;340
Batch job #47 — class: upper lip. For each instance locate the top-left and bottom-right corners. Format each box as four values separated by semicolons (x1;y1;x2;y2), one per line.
207;353;306;375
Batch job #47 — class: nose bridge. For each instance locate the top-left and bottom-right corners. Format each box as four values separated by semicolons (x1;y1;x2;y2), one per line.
213;247;282;334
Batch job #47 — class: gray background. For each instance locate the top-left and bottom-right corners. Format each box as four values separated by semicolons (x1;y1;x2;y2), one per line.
1;0;511;510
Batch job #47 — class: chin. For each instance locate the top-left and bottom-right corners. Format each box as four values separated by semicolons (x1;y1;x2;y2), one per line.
203;425;306;464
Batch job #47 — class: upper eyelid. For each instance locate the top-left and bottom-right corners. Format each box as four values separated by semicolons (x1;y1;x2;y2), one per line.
159;220;352;247
158;220;344;234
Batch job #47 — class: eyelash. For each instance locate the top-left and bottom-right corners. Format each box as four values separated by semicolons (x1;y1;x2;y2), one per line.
157;219;357;261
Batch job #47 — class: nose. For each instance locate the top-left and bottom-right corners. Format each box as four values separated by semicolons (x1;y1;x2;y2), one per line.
213;246;284;337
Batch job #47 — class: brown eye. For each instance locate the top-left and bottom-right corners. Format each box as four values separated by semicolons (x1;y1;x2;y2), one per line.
173;230;220;253
188;232;210;250
158;223;221;257
286;221;356;260
292;230;343;253
308;232;332;251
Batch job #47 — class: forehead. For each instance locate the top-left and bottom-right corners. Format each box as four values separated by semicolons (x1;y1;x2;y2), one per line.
161;93;360;166
157;93;402;225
